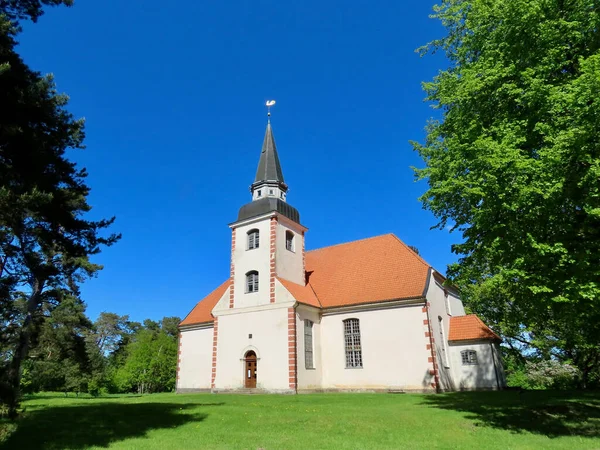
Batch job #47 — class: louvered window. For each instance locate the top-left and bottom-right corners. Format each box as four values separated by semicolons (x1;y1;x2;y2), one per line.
248;229;260;250
461;350;478;365
344;319;362;368
304;319;314;369
246;271;259;293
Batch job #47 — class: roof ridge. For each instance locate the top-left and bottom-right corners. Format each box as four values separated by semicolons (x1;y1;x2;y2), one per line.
306;233;396;253
389;234;432;270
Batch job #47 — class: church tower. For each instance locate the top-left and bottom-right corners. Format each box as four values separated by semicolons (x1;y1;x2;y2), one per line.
208;110;306;393
228;117;307;310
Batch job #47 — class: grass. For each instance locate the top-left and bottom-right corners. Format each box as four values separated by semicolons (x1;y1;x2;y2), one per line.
0;390;598;449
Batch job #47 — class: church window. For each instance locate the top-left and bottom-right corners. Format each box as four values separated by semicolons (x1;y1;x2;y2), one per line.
257;190;262;197
247;229;260;250
269;189;274;195
245;271;259;293
461;350;478;365
343;318;362;368
438;316;450;368
285;231;295;252
304;319;314;369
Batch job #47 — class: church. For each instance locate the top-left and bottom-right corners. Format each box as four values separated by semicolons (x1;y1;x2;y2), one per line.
177;114;505;393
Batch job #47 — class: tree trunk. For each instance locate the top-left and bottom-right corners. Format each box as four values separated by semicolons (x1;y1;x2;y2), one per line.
5;283;41;418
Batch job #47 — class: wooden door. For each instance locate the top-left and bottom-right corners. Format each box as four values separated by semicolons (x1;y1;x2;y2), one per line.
244;351;257;388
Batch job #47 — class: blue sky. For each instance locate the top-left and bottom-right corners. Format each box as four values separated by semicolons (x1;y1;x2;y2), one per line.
16;0;454;323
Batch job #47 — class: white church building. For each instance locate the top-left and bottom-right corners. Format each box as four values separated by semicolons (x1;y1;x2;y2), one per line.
177;119;505;393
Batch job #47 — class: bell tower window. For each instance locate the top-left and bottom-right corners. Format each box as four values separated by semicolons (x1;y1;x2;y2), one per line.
247;229;259;250
245;271;259;293
285;231;295;252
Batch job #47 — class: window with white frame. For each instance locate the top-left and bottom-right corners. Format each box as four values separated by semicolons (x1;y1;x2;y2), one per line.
461;350;478;365
247;229;259;250
245;271;259;293
285;230;294;251
343;318;362;368
304;319;314;369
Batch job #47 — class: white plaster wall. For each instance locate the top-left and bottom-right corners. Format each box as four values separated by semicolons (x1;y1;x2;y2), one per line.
320;305;432;391
449;341;503;389
177;327;213;390
426;276;456;391
275;220;304;285
295;306;322;389
214;307;290;390
232;219;272;308
448;292;465;316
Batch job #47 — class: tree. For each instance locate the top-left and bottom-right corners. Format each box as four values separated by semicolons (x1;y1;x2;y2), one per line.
413;0;600;385
21;296;92;394
114;325;178;394
0;17;120;414
2;0;73;24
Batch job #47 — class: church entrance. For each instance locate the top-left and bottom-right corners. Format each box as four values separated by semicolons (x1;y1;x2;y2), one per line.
244;351;257;388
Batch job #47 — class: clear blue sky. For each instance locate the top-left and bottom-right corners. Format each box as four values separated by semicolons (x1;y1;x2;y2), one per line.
16;0;455;323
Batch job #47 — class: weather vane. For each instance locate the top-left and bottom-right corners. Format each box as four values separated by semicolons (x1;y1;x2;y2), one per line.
266;100;276;123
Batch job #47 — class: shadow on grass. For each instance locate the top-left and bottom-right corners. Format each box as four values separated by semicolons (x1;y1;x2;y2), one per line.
421;390;600;438
21;394;144;401
1;401;220;449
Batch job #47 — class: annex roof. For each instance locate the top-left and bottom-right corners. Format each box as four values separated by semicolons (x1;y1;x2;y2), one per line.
448;315;501;342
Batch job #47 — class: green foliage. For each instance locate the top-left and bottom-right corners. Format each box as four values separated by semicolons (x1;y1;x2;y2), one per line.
413;0;600;385
114;328;178;394
0;8;119;413
2;0;74;24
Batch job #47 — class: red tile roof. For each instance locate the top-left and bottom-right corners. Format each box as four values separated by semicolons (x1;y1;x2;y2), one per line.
180;234;430;326
277;277;322;308
305;234;430;308
449;315;500;342
179;280;230;326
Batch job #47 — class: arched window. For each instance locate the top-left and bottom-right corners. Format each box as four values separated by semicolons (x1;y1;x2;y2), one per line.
461;350;478;365
247;229;259;250
343;318;362;368
246;271;259;293
285;230;295;252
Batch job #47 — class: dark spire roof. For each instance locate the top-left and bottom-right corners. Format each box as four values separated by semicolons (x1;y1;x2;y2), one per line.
253;123;286;187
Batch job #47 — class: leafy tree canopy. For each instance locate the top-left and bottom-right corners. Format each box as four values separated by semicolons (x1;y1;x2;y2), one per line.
413;0;600;384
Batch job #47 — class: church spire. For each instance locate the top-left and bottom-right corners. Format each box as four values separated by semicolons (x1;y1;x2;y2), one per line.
250;101;288;200
253;123;285;186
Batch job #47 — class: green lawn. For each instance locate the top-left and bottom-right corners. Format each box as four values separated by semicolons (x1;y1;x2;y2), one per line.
1;390;598;449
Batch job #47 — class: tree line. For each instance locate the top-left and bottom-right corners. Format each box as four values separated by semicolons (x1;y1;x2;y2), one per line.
20;310;180;397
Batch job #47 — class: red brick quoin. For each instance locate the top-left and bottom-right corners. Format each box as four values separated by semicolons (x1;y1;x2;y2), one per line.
211;317;219;389
269;217;277;303
229;228;236;308
423;303;440;391
288;307;297;390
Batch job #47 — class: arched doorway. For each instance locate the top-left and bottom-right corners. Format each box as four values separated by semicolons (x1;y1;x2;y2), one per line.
244;350;257;388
